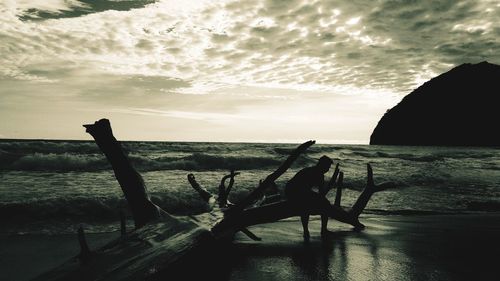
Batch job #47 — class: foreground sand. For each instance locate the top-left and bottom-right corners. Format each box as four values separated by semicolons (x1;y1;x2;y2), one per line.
230;214;500;281
2;214;499;281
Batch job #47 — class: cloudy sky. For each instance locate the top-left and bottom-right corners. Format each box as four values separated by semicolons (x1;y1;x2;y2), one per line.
1;0;499;143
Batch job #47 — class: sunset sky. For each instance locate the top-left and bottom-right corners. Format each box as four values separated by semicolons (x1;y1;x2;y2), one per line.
1;0;499;143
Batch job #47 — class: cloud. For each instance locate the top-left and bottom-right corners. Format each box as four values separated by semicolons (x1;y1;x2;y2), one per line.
113;108;261;122
1;0;499;141
6;0;158;21
2;0;88;19
3;0;499;96
207;0;500;94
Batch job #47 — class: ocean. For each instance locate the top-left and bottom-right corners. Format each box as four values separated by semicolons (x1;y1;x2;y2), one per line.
1;140;499;235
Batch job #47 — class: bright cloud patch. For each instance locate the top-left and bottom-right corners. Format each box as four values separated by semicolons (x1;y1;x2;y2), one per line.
0;0;499;142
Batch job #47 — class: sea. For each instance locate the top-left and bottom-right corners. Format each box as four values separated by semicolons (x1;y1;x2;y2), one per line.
1;140;499;235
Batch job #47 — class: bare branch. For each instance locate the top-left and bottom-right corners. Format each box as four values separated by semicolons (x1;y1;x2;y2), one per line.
240;228;262;241
188;174;214;203
367;163;375;188
334;171;344;207
225;170;239;197
83;119;162;228
320;163;340;196
227;140;315;214
266;140;315;183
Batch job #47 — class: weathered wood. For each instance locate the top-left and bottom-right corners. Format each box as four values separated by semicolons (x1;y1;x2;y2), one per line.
212;161;389;235
212;197;366;237
334;171;344;207
217;170;238;208
224;171;238;198
33;218;215;281
83;119;165;228
32;120;388;281
321;163;340;196
187;173;261;240
240;228;262;241
226;140;315;214
350;164;388;217
187;173;214;204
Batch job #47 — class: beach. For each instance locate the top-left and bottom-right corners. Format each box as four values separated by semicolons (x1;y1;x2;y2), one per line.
2;213;499;281
230;214;500;281
3;0;500;280
1;140;500;280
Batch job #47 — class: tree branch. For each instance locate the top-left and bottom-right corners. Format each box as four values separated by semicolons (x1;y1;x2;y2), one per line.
83;119;163;228
227;140;315;214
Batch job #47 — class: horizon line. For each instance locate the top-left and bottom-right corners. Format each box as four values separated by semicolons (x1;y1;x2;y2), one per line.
0;137;368;145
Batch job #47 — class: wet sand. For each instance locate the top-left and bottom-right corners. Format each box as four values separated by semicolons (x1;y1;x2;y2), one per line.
229;214;500;281
0;232;117;281
2;214;499;281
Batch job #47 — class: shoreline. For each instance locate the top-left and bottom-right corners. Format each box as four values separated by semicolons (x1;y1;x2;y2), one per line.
2;213;499;281
230;213;500;281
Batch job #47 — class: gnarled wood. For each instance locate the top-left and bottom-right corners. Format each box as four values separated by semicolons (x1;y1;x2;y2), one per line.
226;140;315;215
334;171;343;207
194;142;383;237
83;119;165;228
321;163;340;197
33;119;388;281
187;173;261;241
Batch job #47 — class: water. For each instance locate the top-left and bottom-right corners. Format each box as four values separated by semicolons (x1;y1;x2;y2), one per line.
1;140;499;234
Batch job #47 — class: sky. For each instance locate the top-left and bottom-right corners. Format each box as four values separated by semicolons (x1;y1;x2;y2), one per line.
1;0;499;143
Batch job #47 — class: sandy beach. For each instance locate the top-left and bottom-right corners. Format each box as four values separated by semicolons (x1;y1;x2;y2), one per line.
230;214;500;281
2;213;499;281
0;232;116;281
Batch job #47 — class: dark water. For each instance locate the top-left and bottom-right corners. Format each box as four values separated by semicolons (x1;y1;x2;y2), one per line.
1;140;499;234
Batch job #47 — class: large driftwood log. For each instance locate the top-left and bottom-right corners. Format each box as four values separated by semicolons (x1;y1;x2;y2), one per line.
192;164;381;239
188;141;386;238
32;118;386;281
33;119;216;281
83;119;165;228
225;140;315;215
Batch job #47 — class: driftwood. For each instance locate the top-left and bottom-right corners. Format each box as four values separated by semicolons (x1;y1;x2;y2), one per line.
83;119;166;228
32;118;387;281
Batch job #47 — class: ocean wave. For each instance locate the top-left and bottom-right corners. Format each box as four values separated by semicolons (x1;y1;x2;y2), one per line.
0;140;243;155
273;147;295;155
0;195;212;223
346;149;498;163
8;153;109;171
346;151;446;162
0;140;101;154
132;153;284;171
1;152;304;172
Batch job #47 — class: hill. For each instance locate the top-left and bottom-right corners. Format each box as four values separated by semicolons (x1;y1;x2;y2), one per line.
370;61;500;146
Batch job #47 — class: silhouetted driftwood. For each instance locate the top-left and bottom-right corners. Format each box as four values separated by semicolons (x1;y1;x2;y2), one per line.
188;143;387;238
334;172;344;207
32;118;387;281
83;119;165;228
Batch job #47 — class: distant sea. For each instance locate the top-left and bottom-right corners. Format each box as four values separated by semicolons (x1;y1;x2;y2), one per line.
1;140;499;235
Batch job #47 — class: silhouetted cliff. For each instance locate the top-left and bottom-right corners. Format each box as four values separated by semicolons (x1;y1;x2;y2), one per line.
370;61;500;146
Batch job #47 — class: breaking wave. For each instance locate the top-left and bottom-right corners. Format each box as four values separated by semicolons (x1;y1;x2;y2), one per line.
346;151;447;162
0;152;304;172
0;194;212;223
7;153;109;171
